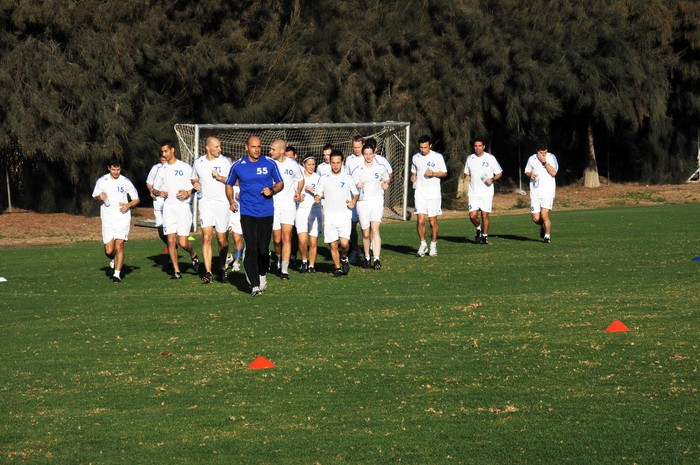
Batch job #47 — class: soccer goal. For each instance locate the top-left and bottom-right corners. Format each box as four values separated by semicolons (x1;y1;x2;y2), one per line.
174;122;412;230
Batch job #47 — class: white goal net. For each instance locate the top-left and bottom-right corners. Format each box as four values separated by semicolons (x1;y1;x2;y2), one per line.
174;122;411;229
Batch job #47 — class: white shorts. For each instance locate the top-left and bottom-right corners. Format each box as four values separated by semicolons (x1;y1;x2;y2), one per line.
162;202;193;237
228;208;243;235
357;199;383;229
273;208;296;230
414;197;442;217
296;206;322;236
323;218;351;243
199;200;230;233
102;220;130;244
530;195;555;214
468;195;494;213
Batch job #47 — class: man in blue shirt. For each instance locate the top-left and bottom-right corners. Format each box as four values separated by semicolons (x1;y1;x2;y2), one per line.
226;135;284;296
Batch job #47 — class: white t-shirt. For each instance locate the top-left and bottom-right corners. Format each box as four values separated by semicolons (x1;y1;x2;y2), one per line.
316;172;359;223
298;172;322;209
146;162;165;209
525;152;558;198
154;159;194;206
374;154;393;176
273;157;304;211
345;154;363;175
352;161;389;202
92;173;139;222
463;152;503;197
411;150;447;200
317;162;332;177
192;155;232;202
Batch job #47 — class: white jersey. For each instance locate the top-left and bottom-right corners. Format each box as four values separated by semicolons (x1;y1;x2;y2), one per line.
298;172;322;209
273;157;304;211
154;159;194;206
92;173;139;222
411;150;447;200
192;155;232;202
352;161;389;202
525;152;558;198
316;172;359;223
317;162;332;177
464;152;503;197
146;162;165;210
344;154;363;175
374;153;393;175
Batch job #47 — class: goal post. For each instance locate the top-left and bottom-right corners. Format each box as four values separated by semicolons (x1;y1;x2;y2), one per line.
174;122;412;231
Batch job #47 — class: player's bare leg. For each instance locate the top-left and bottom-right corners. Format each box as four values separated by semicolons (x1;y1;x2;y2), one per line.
308;235;318;268
416;213;427;242
201;226;215;273
298;232;309;264
167;234;181;273
280;223;294;276
428;216;439;242
216;230;229;272
329;240;341;269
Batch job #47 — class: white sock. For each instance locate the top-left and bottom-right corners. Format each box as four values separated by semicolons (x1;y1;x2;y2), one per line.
281;261;289;274
113;269;121;278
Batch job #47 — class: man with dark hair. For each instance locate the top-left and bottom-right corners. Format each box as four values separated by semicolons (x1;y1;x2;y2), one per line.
317;143;334;176
92;157;140;283
463;137;503;244
410;135;447;257
524;142;559;243
315;149;359;277
153;141;200;279
226;135;284;296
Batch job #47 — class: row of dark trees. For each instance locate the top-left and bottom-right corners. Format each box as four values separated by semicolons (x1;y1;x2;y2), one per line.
1;0;698;213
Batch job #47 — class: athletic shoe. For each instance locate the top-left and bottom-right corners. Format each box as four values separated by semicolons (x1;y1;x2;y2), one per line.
480;236;489;245
540;225;545;239
307;266;316;274
201;272;213;284
112;276;121;284
417;242;428;257
171;272;182;280
107;267;115;278
544;237;551;243
191;255;200;272
280;272;290;280
474;229;482;243
362;259;371;269
232;262;241;272
332;268;343;277
429;243;437;257
251;286;261;297
259;274;268;292
299;262;308;273
225;254;234;269
341;257;350;275
373;259;382;270
218;269;228;283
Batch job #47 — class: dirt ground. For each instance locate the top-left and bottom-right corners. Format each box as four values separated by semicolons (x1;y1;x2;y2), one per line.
0;182;698;247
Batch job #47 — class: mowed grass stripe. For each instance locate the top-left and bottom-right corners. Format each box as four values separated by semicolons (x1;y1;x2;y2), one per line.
0;203;698;464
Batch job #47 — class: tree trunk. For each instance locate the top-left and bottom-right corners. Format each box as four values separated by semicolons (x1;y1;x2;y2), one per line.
583;122;600;188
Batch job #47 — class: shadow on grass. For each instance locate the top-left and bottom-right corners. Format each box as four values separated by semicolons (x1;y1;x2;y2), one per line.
490;234;540;242
382;243;418;255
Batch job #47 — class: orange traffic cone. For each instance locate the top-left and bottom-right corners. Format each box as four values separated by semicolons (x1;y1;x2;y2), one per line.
605;320;630;332
248;356;275;370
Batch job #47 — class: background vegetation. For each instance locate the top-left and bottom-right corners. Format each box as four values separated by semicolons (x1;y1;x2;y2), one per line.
0;0;699;213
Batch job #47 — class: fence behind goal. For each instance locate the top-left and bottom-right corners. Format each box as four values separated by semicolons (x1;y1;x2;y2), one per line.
174;122;411;229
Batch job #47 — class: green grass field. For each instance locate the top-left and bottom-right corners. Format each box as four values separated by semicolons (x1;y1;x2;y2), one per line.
1;204;699;464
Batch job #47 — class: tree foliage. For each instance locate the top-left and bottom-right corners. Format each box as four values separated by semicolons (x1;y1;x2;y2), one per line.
0;0;696;212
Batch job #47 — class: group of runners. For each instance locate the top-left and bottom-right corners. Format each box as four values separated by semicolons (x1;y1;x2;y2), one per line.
92;134;557;294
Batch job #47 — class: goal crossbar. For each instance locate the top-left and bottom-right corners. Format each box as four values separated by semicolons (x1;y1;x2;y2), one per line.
174;122;412;231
